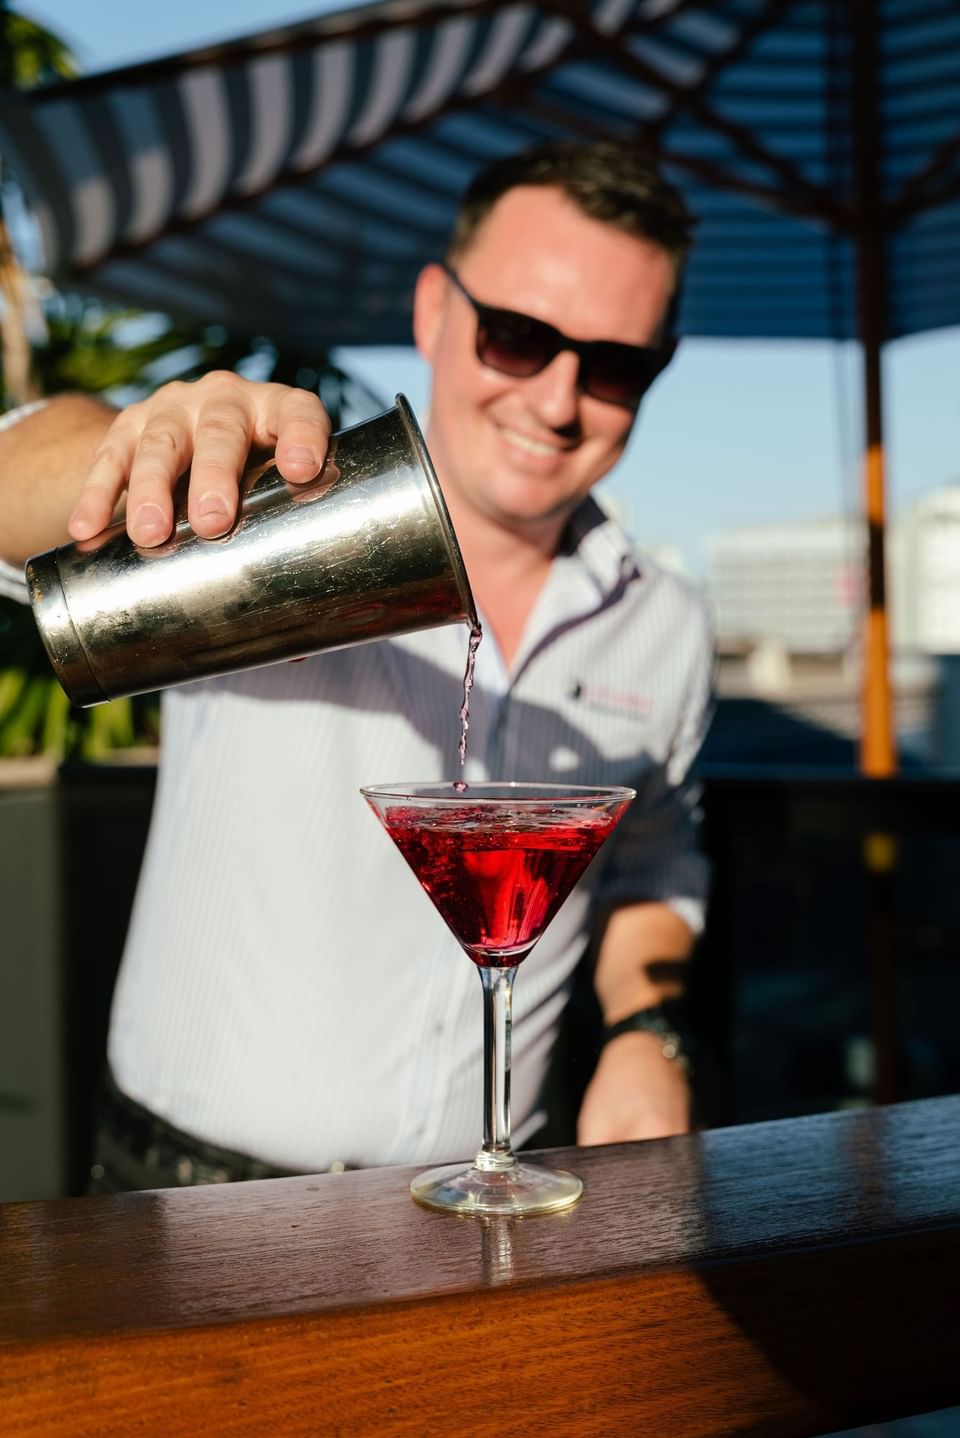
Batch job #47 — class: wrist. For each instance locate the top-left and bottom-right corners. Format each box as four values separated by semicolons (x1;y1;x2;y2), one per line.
601;1003;695;1078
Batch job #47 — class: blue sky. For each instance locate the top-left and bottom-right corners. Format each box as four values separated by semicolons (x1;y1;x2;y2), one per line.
19;0;960;575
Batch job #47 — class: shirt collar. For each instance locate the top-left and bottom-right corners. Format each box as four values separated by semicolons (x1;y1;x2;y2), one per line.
559;495;643;597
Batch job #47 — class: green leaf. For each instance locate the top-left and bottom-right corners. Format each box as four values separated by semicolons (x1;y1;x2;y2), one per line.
0;674;50;755
40;680;72;756
0;666;28;728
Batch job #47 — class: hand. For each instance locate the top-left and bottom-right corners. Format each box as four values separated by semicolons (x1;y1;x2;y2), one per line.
576;1030;691;1145
67;373;332;548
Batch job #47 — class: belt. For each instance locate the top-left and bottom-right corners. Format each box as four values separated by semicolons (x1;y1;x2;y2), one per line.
92;1074;328;1190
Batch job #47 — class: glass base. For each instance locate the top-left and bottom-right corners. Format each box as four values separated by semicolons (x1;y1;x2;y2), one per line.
410;1157;583;1216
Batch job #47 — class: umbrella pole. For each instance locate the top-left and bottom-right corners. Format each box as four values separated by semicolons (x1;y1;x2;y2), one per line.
852;0;899;1107
851;0;896;779
856;280;899;1104
857;315;895;778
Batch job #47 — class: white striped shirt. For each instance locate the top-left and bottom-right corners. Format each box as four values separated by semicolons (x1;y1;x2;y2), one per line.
2;484;712;1171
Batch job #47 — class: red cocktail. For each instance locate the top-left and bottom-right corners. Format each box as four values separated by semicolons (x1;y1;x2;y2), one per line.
362;782;635;1215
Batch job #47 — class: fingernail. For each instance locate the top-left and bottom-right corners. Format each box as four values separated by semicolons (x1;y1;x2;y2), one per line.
68;508;96;539
133;503;167;544
197;493;230;523
285;446;318;466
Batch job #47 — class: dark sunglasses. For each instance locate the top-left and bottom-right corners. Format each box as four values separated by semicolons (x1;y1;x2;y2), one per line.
442;264;676;408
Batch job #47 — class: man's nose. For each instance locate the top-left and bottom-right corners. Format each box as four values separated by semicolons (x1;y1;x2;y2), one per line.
523;349;581;428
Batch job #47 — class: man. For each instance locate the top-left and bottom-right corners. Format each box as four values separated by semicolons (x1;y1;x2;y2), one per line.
0;140;712;1190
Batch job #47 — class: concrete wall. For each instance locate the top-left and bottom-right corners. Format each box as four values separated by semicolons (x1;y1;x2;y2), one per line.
0;768;65;1201
0;761;156;1202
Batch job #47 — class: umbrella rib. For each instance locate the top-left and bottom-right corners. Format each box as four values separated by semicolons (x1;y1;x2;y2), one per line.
519;92;835;228
540;0;842;224
886;131;960;223
624;0;707;34
646;0;800;139
657;146;834;228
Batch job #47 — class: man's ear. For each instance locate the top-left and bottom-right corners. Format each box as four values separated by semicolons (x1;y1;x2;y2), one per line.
413;263;448;364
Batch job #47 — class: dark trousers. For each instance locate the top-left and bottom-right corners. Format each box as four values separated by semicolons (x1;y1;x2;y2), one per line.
88;1073;309;1194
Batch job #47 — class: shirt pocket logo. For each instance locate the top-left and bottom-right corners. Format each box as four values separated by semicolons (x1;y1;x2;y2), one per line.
570;681;653;720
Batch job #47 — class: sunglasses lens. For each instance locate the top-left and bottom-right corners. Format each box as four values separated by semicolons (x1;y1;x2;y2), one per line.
459;267;676;408
583;345;666;407
476;313;557;378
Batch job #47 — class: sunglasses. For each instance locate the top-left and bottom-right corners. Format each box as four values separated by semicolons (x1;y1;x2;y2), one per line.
442;264;676;408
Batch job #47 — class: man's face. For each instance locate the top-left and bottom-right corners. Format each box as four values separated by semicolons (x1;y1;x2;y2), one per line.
413;184;677;539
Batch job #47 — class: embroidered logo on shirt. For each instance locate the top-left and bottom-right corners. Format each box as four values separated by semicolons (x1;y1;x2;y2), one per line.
570;681;653;718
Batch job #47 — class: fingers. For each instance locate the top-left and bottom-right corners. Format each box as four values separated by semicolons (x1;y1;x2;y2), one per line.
67;424;138;541
126;400;193;544
257;385;331;486
181;381;331;536
67;375;333;551
184;396;255;539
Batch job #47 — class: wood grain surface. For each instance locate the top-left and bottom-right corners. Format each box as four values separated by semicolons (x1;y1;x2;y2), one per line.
1;1096;958;1436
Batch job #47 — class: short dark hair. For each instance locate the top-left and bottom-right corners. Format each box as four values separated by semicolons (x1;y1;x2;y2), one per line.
446;139;696;273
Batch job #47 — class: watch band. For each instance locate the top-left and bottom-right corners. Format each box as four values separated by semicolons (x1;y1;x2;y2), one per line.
601;1005;693;1077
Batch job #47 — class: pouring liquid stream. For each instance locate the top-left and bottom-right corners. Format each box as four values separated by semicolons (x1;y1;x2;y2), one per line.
454;622;483;791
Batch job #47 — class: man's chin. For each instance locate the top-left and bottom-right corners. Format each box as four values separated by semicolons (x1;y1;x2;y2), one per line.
485;493;584;536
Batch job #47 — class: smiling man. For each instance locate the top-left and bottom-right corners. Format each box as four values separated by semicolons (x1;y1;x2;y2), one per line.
414;175;680;666
0;140;714;1191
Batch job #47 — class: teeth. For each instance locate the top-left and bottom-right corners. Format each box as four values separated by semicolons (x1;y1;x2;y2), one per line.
501;427;557;457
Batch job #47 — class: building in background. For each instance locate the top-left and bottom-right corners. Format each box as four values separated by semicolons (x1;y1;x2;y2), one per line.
890;486;960;656
707;484;960;662
702;485;960;767
706;518;862;660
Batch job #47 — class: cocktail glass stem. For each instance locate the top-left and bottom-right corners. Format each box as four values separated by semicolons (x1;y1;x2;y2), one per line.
476;964;518;1172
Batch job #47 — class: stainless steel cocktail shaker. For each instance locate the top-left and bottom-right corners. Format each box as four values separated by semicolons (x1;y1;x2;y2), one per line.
26;395;477;706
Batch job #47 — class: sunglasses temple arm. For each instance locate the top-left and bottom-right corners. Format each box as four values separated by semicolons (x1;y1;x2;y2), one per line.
661;263;687;347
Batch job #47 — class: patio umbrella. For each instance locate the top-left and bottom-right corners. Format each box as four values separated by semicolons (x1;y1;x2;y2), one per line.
1;0;958;775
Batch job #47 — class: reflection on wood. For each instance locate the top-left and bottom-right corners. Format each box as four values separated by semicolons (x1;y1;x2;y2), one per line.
1;1097;958;1435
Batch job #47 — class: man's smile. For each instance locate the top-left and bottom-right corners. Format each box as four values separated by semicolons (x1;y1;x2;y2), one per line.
497;423;574;459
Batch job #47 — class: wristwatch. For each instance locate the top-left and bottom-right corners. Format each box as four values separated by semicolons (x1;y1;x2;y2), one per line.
601;1005;694;1077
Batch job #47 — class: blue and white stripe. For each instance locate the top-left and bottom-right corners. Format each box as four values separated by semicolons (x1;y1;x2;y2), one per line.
3;0;955;352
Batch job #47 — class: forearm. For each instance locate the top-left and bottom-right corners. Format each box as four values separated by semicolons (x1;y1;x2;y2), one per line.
576;902;695;1145
0;393;117;567
592;900;694;1024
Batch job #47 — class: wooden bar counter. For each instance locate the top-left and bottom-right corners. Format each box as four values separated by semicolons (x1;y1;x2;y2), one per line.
1;1096;958;1436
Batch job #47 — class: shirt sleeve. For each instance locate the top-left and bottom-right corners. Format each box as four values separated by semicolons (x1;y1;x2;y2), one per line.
0;400;51;604
0;560;28;602
594;590;715;935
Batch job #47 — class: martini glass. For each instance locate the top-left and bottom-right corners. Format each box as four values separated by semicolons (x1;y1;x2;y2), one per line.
361;781;635;1216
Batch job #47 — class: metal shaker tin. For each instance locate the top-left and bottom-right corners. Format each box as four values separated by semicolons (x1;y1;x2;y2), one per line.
26;395;478;706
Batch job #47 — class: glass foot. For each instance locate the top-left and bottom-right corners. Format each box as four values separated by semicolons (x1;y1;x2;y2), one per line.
410;1158;583;1216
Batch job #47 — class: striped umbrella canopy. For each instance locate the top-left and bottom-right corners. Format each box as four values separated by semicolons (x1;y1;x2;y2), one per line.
0;0;958;773
0;0;957;352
